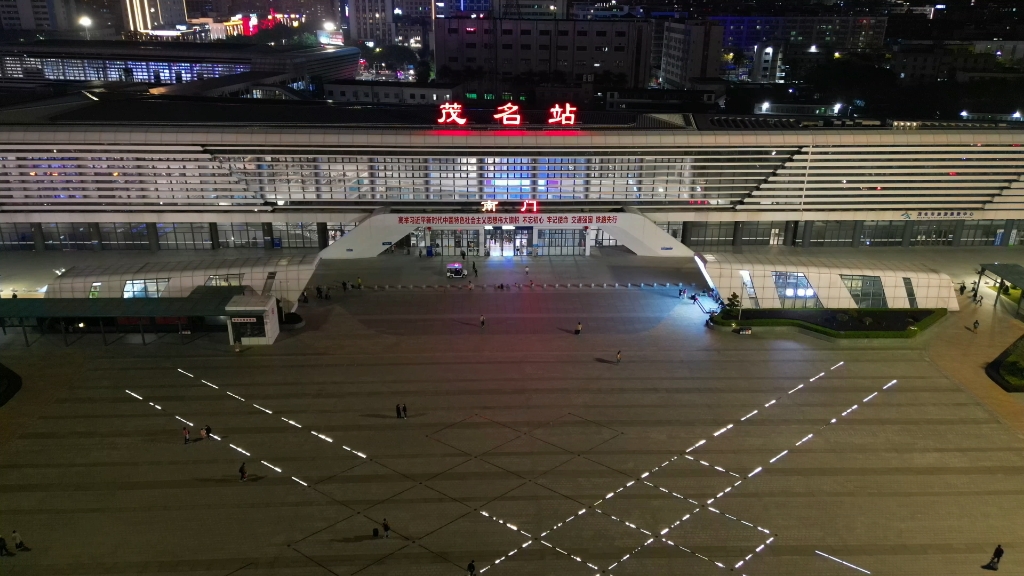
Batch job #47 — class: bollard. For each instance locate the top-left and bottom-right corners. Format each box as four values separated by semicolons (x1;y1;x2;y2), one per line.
615;283;619;288
640;283;644;288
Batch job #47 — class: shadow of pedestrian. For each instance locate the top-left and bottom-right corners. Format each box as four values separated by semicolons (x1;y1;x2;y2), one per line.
556;327;574;334
594;358;616;364
332;535;377;543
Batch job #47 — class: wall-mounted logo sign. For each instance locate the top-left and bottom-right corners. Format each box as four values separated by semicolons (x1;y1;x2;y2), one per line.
481;200;540;212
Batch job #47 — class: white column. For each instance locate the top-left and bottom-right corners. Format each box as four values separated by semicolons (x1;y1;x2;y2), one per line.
585;227;595;256
531;227;539;256
479;228;486;256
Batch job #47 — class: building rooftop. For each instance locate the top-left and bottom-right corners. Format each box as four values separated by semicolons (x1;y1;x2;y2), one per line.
0;40;345;57
0;92;1021;132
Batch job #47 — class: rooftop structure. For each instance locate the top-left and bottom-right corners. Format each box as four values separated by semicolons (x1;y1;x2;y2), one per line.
0;41;360;87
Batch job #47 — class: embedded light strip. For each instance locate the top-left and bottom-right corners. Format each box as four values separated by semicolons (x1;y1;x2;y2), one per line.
124;390;313;491
467;364;845;576
477;510;601;573
177;369;193;377
176;369;370;460
815;550;871;574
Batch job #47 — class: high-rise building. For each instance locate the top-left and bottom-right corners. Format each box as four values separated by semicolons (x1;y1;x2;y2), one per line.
435;18;651;88
0;0;78;30
348;0;392;42
123;0;186;30
659;20;722;89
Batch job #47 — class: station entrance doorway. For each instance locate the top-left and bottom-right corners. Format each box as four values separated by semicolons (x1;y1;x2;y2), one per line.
485;226;532;256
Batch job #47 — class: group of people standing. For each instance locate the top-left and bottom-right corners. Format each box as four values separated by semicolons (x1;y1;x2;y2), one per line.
306;278;365;302
182;424;213;445
395;404;408;419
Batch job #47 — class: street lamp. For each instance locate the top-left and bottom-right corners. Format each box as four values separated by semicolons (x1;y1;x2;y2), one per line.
323;21;335;31
79;16;92;40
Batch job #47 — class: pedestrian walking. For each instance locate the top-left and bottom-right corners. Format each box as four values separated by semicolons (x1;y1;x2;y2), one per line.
382;519;390;538
678;288;684;299
468;281;474;291
480;314;486;327
0;536;11;556
183;427;190;445
357;277;363;289
301;290;308;303
978;295;984;306
472;262;477;276
525;266;529;276
11;528;26;549
960;283;967;296
402;404;408;419
575;321;582;336
315;285;323;299
467;560;476;576
342;281;348;292
985;545;1004;570
200;427;207;440
461;249;466;260
616;350;621;364
325;287;332;300
396;404;402;419
205;424;212;438
974;319;980;333
239;462;248;482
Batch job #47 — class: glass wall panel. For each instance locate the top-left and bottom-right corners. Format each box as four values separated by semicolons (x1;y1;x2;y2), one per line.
861;220;904;247
961;219;1005;246
99;222;149;249
157;223;211;250
840;274;889;308
123;278;169;298
272;222;318;248
0;223;35;250
688;222;734;248
741;221;787;245
217;223;264;248
537;229;584;255
771;271;823;308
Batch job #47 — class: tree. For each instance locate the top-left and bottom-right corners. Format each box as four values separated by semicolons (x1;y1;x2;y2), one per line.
414;59;432;84
366;45;419;70
726;292;741;310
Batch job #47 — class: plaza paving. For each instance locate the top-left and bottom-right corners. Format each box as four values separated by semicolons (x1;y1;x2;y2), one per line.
0;253;1023;576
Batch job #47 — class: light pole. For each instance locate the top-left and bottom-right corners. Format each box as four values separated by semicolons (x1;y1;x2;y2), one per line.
323;21;335;31
79;16;92;40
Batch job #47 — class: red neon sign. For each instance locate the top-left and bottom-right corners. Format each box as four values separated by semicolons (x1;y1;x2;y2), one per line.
548;103;577;125
493;102;522;125
438;102;468;125
520;200;537;212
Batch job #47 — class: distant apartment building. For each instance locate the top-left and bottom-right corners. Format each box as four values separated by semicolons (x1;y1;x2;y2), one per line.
973;40;1024;61
435;18;651;87
348;0;393;42
0;0;78;30
891;44;1000;84
710;15;887;53
659;20;722;89
325;79;461;102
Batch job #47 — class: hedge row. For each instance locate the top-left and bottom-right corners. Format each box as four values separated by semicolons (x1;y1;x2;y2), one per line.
710;308;947;339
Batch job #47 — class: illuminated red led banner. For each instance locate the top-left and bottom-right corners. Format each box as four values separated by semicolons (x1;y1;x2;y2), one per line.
398;214;617;226
437;102;581;126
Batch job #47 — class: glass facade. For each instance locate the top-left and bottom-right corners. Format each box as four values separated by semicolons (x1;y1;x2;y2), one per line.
840;274;888;308
0;56;249;83
217;223;264;248
799;220;857;247
741;221;787;245
40;222;92;250
123;278;169;298
688;222;735;248
100;223;150;249
860;221;905;247
538;229;585;255
157;222;212;250
771;271;823;308
961;220;1005;246
0;223;35;250
910;221;955;246
273;222;319;249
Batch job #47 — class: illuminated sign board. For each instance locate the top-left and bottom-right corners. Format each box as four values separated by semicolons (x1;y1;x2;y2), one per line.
398;214;617;226
493;102;521;125
436;102;581;126
548;103;577;125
